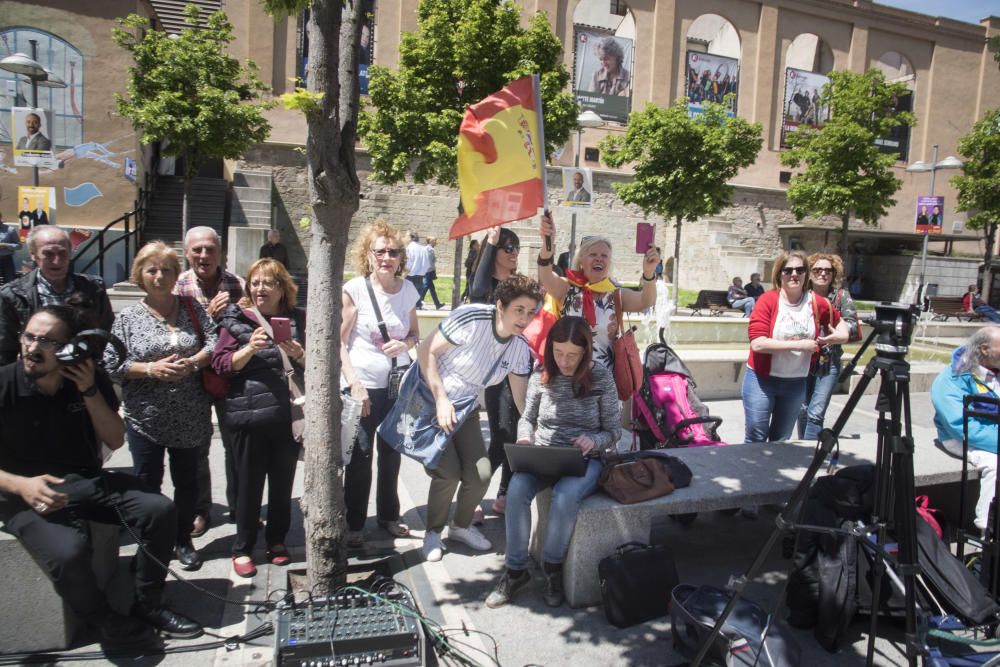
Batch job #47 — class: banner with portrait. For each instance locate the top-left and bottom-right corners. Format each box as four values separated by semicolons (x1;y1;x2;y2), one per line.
359;0;375;95
915;195;944;236
11;107;57;168
685;51;739;116
780;69;830;148
875;92;912;161
561;167;593;209
573;30;633;124
17;186;57;241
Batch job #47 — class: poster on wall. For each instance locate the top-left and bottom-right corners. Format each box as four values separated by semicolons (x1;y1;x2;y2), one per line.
574;29;633;124
875;92;912;161
17;186;57;241
561;167;593;208
915;195;944;235
11;107;57;168
780;68;830;148
685;51;739;116
124;156;137;182
358;0;375;95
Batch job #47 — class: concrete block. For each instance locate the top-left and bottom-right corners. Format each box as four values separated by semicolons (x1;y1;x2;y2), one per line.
0;521;119;653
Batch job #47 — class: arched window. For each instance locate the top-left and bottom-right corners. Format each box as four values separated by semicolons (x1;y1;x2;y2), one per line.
0;28;84;148
873;51;915;161
780;34;833;147
572;0;636;124
685;14;740;115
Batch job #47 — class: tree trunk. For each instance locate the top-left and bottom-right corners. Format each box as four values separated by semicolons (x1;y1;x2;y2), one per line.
840;212;850;272
983;221;997;306
300;0;362;595
181;160;192;240
673;215;683;290
452;236;464;307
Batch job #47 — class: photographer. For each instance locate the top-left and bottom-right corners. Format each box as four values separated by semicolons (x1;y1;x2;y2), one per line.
0;306;201;644
932;326;1000;533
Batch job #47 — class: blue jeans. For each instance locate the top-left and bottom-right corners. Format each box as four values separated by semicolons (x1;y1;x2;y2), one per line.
730;297;755;317
504;458;603;570
128;427;203;547
798;354;842;440
976;305;1000;323
407;275;428;308
741;367;807;443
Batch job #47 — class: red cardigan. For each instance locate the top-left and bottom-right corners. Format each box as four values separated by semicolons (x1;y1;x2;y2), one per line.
746;290;840;378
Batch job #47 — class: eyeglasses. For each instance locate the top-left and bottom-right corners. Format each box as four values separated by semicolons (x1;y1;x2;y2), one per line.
250;279;279;289
372;248;401;258
811;267;834;276
501;244;520;254
781;266;807;276
20;332;64;350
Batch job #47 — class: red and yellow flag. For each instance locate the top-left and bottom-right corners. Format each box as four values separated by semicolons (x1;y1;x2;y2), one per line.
450;74;546;239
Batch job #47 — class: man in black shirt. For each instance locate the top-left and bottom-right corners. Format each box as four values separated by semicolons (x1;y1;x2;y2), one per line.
0;306;201;644
258;229;289;268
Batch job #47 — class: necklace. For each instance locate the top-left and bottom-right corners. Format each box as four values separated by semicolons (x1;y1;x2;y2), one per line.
142;297;180;347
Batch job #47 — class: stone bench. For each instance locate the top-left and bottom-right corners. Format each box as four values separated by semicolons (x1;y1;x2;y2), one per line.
530;436;972;608
0;521;120;653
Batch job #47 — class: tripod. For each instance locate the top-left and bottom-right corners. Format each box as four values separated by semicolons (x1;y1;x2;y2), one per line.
690;327;924;667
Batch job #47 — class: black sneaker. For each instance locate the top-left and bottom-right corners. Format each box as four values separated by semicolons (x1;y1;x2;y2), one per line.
131;603;203;639
94;611;156;647
485;570;530;609
543;570;564;607
175;543;202;571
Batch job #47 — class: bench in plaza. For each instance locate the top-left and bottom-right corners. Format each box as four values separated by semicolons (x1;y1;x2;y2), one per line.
530;436;972;608
686;290;744;316
928;296;984;322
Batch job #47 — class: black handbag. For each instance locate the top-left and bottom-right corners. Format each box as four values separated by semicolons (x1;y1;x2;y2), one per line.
364;277;409;400
598;542;679;628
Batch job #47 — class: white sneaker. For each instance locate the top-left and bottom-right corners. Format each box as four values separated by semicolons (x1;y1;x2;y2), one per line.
422;530;444;562
447;522;492;551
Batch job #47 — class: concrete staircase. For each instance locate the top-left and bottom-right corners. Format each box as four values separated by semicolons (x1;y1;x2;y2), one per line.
227;171;273;279
690;216;762;288
141;175;227;247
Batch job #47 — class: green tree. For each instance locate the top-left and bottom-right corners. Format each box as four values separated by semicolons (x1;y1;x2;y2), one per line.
953;108;1000;303
598;99;762;288
259;0;364;593
113;4;273;236
358;0;578;303
779;69;915;265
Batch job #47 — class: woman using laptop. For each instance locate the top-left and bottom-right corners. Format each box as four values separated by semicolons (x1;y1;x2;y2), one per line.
486;316;621;609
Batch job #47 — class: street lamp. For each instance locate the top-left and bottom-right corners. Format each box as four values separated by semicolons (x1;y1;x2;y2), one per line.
905;144;963;306
568;110;604;261
0;41;67;187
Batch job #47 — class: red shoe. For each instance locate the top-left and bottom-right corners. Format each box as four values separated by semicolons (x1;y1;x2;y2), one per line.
267;545;292;566
232;555;257;578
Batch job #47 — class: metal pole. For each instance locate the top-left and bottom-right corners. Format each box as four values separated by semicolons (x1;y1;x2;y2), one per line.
29;40;39;188
916;144;938;306
568;127;582;264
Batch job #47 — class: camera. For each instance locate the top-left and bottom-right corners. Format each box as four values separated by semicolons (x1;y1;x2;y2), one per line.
863;302;920;358
54;329;127;367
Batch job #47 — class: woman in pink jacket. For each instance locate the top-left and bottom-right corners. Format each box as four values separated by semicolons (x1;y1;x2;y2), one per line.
742;250;848;442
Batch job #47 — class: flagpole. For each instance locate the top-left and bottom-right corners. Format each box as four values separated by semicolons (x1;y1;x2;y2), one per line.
531;73;552;253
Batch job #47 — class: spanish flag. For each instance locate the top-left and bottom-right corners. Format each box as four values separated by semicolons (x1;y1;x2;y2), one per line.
449;74;546;239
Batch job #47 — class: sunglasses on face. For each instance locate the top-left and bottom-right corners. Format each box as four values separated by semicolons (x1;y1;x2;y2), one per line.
781;266;807;276
811;267;834;276
372;248;401;258
501;244;520;254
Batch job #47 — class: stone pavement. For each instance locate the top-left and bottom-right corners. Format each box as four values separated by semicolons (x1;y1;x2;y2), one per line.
23;386;987;666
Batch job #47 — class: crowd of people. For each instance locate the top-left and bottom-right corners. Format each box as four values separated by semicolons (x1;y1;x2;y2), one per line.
1;212;997;647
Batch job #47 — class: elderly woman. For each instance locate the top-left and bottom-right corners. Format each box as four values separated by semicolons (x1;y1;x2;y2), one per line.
591;36;630;96
212;259;305;578
106;241;217;571
469;225;523;517
341;220;420;548
405;274;541;563
798;253;859;441
537;212;659;368
743;251;849;443
486;316;620;609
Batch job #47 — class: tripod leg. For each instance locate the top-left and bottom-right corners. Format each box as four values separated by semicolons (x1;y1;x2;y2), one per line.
892;377;923;666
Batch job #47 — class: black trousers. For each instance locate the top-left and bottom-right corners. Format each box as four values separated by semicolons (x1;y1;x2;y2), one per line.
0;472;176;620
231;421;300;555
194;400;238;519
485;378;518;497
344;387;402;531
128;427;200;548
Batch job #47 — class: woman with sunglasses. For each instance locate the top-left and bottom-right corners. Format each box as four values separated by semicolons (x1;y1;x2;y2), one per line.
468;225;523;518
742;250;848;443
340;221;420;548
797;253;858;440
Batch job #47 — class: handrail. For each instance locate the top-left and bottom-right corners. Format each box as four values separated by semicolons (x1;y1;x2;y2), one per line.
72;171;154;278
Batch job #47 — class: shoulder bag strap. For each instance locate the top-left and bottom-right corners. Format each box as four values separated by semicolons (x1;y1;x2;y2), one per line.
181;296;204;346
613;288;625;339
364;277;397;370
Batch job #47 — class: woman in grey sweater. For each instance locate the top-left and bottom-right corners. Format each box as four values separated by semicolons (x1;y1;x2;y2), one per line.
486;316;620;609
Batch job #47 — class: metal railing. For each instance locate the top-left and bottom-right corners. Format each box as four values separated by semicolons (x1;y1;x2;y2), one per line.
72;171;153;278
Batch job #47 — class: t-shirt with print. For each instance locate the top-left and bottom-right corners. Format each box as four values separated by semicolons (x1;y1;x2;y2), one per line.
770;293;815;378
435;304;532;402
342;276;420;389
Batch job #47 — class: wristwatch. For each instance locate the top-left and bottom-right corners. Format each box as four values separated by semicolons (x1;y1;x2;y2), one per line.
81;385;98;397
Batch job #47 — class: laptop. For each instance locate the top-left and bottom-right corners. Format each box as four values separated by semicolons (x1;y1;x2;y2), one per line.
504;443;588;478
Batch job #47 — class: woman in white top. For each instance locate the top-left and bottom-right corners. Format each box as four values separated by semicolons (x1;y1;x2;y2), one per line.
340;220;420;547
537;213;659;368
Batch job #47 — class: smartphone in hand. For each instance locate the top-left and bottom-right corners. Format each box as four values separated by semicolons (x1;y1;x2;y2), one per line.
271;317;292;344
635;222;655;254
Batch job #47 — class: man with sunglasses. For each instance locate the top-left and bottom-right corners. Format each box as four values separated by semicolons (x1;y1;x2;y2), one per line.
405;232;431;309
0;306;202;645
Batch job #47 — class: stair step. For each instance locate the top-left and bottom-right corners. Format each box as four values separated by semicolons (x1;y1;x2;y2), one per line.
233;171;272;189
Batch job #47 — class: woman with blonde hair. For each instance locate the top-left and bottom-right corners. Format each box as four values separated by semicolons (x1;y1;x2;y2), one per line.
212;258;306;578
105;241;218;571
341;220;420;547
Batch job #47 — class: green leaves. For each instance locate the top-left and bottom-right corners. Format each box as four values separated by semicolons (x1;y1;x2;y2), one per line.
358;0;577;186
953;107;1000;233
112;3;274;178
